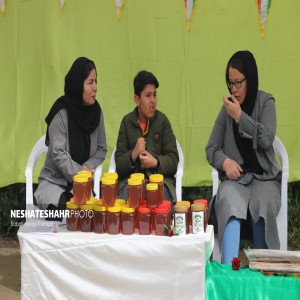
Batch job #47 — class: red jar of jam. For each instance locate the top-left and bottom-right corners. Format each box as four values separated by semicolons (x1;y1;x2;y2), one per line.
79;203;94;232
154;206;169;236
73;175;88;205
101;177;117;208
130;173;145;204
66;201;80;231
107;206;121;235
137;206;152;235
149;174;164;205
127;178;142;209
146;183;159;208
121;206;135;235
93;205;106;234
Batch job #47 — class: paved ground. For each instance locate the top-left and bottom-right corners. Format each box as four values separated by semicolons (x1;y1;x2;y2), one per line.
0;238;21;300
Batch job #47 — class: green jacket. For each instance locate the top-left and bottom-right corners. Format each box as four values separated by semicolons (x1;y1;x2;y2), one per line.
115;107;179;200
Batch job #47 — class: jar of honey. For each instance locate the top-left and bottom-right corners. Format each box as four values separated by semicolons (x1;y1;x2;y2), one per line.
101;177;117;208
66;201;80;231
93;205;106;234
193;199;208;231
149;174;164;205
191;203;205;234
154;206;169;236
73;175;88;205
127;178;142;209
107;206;121;235
174;204;189;235
79;203;94;232
146;183;159;208
121;206;135;235
131;173;145;204
137;206;152;235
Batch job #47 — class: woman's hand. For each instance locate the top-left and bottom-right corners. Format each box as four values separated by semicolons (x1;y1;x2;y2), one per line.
221;158;243;180
223;95;241;123
139;150;158;169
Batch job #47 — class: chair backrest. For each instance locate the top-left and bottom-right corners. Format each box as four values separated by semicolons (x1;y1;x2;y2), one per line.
211;135;289;254
25;134;48;206
26;134;104;203
107;140;184;200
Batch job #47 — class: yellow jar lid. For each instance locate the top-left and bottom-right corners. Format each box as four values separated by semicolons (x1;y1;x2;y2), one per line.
115;199;126;206
69;198;75;203
101;177;116;185
128;178;142;186
121;206;135;213
107;206;121;212
94;199;103;205
149;174;164;183
146;183;158;191
177;200;191;208
89;198;100;204
73;175;88;183
86;200;95;205
103;172;118;179
130;173;145;180
77;170;92;178
94;205;106;212
66;201;79;209
174;204;188;212
80;204;94;210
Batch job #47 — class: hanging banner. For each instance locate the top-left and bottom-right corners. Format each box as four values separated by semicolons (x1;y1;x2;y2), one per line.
0;0;6;15
58;0;66;16
185;0;198;32
256;0;271;38
115;0;125;20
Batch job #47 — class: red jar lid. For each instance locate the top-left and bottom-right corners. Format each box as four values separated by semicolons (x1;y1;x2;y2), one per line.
138;206;152;214
154;207;169;214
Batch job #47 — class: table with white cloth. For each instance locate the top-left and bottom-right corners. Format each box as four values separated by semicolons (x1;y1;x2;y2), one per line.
18;221;214;300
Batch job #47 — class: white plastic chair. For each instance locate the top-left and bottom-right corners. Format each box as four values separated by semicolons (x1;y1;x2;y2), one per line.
211;136;289;262
106;140;184;201
26;134;103;204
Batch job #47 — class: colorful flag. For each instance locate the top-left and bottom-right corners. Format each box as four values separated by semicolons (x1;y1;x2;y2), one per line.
185;0;198;32
0;0;6;15
256;0;271;37
115;0;125;20
58;0;66;16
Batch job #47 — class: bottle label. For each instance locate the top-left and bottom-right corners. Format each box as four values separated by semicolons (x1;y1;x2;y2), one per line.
192;211;204;234
174;213;186;235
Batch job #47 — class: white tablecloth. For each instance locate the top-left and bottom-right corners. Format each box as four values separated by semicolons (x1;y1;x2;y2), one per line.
18;222;214;300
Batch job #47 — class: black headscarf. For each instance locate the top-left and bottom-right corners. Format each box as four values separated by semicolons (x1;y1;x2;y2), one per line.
45;57;101;165
226;50;263;175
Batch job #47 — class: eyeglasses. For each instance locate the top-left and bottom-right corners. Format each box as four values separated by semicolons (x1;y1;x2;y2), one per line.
226;78;246;89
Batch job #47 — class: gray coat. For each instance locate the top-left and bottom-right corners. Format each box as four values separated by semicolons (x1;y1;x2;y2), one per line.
35;108;107;209
206;90;281;249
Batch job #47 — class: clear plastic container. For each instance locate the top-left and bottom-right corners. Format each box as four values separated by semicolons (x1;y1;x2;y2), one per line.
102;172;118;201
131;173;145;204
101;177;117;208
79;203;94;232
66;201;80;231
93;205;106;234
137;206;152;235
73;175;88;205
121;206;135;235
107;206;121;235
149;174;164;205
154;206;169;236
127;178;142;209
146;183;159;208
77;170;93;201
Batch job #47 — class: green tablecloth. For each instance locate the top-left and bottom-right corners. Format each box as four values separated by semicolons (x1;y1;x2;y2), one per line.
206;261;300;300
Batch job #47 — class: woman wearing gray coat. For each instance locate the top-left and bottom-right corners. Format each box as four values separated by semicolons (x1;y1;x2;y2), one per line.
34;57;107;217
206;50;281;264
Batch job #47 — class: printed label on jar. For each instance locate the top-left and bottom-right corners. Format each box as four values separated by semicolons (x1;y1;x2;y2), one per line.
192;211;204;234
174;213;187;235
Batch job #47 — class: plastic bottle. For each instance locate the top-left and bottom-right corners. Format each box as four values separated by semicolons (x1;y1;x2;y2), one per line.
191;203;205;234
121;206;135;235
137;206;152;235
79;203;94;232
101;177;117;208
149;174;164;205
66;201;80;231
130;173;146;204
127;178;142;209
154;206;169;236
146;183;159;208
107;206;121;235
93;205;106;234
73;175;88;205
174;204;189;235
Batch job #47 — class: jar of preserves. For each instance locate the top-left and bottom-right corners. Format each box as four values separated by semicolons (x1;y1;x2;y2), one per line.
107;206;121;235
93;205;106;234
121;206;135;235
193;199;208;231
191;203;205;234
102;172;118;201
146;183;159;208
77;170;93;201
79;203;94;232
73;175;88;205
127;178;142;209
101;177;117;208
137;206;152;235
66;201;80;231
130;173;145;204
149;174;164;205
174;204;189;235
154;206;169;236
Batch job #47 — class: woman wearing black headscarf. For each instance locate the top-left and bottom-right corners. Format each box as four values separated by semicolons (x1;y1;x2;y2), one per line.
206;51;281;264
35;57;107;213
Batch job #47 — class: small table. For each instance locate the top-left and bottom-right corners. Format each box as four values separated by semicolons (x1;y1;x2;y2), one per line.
18;222;214;299
206;260;300;299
